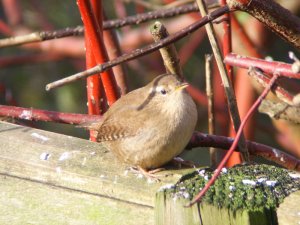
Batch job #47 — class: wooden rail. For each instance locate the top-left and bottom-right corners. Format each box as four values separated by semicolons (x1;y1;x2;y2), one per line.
0;121;299;225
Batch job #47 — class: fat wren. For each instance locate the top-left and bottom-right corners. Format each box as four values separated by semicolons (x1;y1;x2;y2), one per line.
90;74;197;172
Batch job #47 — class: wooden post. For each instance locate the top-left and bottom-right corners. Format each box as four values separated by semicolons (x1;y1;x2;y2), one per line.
155;165;300;225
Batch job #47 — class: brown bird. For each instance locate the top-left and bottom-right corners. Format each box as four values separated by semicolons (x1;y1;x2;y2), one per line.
89;74;197;177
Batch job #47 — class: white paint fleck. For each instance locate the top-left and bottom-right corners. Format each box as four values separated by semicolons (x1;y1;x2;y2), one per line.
100;174;105;179
221;168;227;173
147;178;156;184
59;152;70;161
182;192;190;199
229;185;235;191
123;169;129;176
31;132;49;142
257;178;267;183
289;173;300;179
81;157;87;166
19;110;32;120
198;169;206;176
265;56;273;61
242;179;256;186
56;167;62;173
113;175;118;184
272;148;280;157
40;152;51;160
137;173;144;179
266;180;277;186
159;184;175;191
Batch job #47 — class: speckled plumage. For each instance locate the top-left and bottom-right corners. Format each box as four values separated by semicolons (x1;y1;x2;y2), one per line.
92;74;197;169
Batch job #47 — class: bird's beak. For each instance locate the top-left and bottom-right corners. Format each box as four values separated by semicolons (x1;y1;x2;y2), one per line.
175;82;189;91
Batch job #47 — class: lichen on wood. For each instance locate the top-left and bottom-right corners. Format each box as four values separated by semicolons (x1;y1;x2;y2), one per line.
161;164;300;211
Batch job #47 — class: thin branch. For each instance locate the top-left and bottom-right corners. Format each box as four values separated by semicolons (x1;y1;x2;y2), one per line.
187;131;300;171
188;71;279;206
45;6;230;90
0;2;219;48
227;0;300;50
224;53;300;79
259;100;300;124
0;105;102;124
205;54;217;167
150;21;183;80
196;0;249;162
221;0;233;80
247;67;294;105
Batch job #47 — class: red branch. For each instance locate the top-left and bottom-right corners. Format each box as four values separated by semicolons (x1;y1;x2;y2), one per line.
82;0;104;141
227;0;300;50
224;53;300;79
188;72;279;206
77;0;119;106
221;0;233;80
0;105;101;124
188;132;300;171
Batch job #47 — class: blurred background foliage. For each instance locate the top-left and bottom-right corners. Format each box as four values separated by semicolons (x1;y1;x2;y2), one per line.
0;0;299;165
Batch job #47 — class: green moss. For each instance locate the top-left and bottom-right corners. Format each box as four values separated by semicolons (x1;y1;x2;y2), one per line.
161;164;300;211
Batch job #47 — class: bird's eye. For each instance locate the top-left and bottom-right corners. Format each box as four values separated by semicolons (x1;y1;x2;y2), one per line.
160;89;167;95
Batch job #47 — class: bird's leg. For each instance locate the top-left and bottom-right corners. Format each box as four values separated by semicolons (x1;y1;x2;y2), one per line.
172;157;197;168
138;166;166;181
129;166;166;181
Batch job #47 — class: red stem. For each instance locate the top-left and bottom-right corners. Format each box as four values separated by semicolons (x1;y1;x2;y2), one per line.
224;53;300;79
188;132;300;171
222;0;240;166
77;0;119;106
84;0;104;141
188;73;279;206
0;105;101;124
221;0;233;80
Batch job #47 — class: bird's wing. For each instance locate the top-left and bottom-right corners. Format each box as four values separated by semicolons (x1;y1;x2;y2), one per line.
96;87;162;142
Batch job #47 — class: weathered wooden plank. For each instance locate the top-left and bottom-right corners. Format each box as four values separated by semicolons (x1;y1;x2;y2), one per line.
0;174;153;225
0;121;190;224
277;190;300;225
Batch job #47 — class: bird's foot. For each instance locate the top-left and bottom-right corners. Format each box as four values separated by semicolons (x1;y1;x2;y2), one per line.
172;157;197;169
129;166;166;182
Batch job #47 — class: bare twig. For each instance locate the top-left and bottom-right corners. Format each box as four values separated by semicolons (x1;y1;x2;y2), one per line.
187;132;300;171
196;0;249;162
227;0;300;50
0;2;219;48
205;54;217;167
45;6;230;90
224;53;300;79
248;67;294;105
150;21;183;80
0;105;102;124
259;100;300;124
